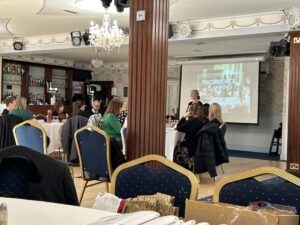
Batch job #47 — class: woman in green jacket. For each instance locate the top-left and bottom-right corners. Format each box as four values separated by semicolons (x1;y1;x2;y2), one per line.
101;99;123;142
101;98;125;169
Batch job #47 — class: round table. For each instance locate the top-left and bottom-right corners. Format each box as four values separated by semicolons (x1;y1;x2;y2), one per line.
0;197;116;225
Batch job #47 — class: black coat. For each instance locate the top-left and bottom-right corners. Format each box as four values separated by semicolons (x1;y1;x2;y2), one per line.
0;114;23;149
176;117;205;157
194;120;229;177
0;145;78;205
61;115;88;162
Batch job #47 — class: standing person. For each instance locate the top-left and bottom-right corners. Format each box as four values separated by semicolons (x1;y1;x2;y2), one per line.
176;104;206;157
80;99;101;118
208;103;223;125
2;96;16;115
118;99;128;127
202;103;210;122
52;102;68;121
186;89;202;112
9;96;33;121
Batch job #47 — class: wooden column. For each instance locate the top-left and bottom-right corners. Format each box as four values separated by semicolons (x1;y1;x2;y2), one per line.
127;0;169;160
287;31;300;175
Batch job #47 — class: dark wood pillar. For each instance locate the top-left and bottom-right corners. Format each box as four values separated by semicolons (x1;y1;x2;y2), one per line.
127;0;169;160
287;31;300;175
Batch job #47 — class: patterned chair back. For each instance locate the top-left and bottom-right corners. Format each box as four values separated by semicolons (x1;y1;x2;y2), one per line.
0;156;41;198
120;127;127;156
111;155;198;217
13;120;47;154
74;125;112;181
213;166;300;225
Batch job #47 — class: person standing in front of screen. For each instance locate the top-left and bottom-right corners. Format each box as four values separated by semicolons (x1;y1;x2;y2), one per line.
186;89;203;112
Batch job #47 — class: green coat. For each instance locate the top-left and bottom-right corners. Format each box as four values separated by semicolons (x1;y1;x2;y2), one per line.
9;109;33;121
101;113;121;142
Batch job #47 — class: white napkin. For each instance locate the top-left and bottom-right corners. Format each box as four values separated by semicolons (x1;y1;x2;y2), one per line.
142;215;178;225
85;211;160;225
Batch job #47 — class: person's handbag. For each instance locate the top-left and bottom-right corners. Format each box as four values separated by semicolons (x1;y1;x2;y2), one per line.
173;141;190;169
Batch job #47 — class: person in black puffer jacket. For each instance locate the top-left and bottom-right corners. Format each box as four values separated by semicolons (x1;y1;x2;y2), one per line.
194;103;229;178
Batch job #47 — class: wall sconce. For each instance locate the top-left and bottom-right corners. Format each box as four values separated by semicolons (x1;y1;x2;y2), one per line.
70;31;82;46
12;37;24;50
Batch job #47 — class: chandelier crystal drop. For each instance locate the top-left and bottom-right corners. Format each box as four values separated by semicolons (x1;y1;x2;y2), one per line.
89;14;125;52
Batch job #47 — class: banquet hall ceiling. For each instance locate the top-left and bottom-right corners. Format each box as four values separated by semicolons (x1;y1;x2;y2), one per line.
0;0;299;63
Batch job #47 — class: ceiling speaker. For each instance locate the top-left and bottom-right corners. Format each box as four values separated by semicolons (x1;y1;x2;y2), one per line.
70;31;82;46
12;37;24;51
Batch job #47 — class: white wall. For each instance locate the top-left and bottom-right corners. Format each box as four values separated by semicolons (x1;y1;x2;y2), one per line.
226;112;282;153
226;57;286;155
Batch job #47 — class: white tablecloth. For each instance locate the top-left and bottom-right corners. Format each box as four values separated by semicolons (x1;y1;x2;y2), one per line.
165;128;185;161
0;197;116;225
41;122;64;154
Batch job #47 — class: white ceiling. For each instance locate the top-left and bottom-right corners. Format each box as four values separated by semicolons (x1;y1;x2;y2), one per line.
0;0;299;64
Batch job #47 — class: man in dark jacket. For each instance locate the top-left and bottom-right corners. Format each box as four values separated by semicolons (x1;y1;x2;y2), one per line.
193;121;229;177
2;96;16;115
0;145;78;205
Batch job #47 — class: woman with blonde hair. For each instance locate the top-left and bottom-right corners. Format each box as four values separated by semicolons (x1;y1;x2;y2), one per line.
9;96;34;121
208;103;223;124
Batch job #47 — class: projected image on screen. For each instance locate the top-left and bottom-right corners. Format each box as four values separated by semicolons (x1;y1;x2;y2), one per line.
180;60;259;124
199;63;251;112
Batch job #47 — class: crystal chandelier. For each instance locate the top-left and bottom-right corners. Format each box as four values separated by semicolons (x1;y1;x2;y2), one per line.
89;14;125;52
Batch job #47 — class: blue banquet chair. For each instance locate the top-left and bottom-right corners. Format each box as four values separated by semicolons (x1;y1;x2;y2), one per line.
110;154;199;217
213;166;300;224
13;120;48;155
74;125;112;204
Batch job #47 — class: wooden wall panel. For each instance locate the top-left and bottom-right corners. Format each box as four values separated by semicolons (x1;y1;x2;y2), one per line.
287;31;300;175
127;0;169;160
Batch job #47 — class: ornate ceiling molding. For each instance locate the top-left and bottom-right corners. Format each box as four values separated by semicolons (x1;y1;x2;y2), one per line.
3;55;74;67
171;11;289;37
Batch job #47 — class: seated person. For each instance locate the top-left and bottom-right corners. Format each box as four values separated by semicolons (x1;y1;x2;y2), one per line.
52;102;68;121
101;99;126;169
88;113;103;128
118;99;128;127
176;104;206;157
72;100;85;117
101;99;123;142
2;96;16;115
9;96;33;121
80;99;101;119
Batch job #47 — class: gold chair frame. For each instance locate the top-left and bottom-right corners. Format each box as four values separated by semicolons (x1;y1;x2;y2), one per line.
110;154;199;201
13;120;48;155
74;125;112;204
213;166;300;202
